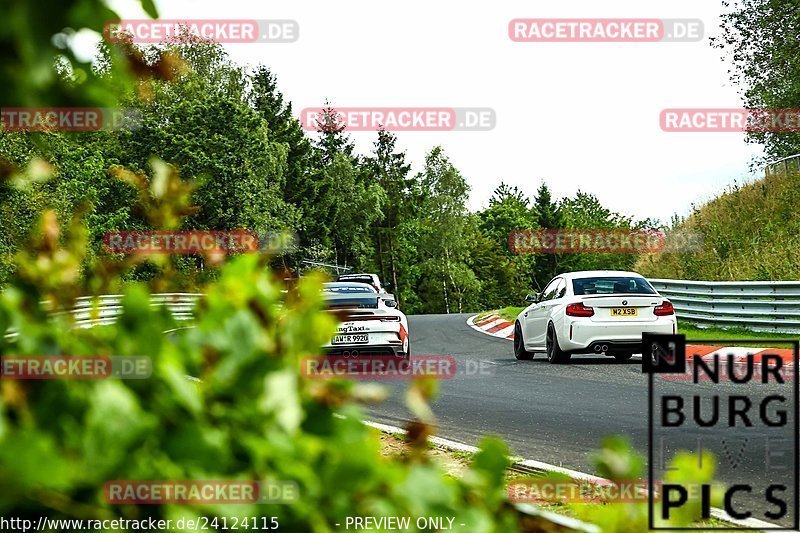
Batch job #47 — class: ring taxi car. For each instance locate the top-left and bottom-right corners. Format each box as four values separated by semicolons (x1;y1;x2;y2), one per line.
322;282;410;358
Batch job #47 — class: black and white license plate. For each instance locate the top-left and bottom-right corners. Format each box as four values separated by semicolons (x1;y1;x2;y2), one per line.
332;333;369;344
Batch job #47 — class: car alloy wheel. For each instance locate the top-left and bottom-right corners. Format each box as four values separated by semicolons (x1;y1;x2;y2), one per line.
546;324;570;364
513;322;534;360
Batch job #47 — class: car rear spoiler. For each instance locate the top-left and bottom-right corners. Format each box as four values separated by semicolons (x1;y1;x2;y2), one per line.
323;294;380;309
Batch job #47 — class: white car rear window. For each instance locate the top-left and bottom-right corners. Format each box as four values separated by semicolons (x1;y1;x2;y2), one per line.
572;277;657;295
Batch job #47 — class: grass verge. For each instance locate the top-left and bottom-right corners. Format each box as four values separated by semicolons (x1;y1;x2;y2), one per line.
377;430;740;532
475;307;524;323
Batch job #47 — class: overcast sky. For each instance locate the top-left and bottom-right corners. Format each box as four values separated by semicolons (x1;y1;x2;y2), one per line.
95;0;764;224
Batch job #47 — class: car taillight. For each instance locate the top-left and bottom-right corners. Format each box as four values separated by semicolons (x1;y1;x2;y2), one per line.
566;303;594;317
654;301;675;316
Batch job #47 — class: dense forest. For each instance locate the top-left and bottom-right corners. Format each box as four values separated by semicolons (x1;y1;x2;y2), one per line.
0;40;658;314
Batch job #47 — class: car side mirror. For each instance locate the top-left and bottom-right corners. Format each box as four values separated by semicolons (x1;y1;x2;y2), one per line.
384;299;398;308
525;292;540;303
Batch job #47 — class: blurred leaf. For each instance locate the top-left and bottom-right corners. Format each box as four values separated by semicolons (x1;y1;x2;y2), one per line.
139;0;159;18
260;369;302;433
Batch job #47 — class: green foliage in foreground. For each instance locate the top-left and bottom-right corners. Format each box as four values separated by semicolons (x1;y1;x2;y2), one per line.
0;168;522;532
510;437;725;532
0;165;728;532
574;437;722;532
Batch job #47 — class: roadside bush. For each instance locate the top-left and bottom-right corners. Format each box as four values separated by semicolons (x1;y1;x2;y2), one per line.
0;162;522;532
573;437;722;532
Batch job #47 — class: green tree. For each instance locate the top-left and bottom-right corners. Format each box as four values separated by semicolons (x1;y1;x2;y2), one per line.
531;182;566;289
316;153;384;268
417;147;479;313
366;129;412;299
113;42;297;237
560;190;638;272
480;182;535;245
314;102;354;165
249;66;318;215
712;0;800;160
476;183;538;306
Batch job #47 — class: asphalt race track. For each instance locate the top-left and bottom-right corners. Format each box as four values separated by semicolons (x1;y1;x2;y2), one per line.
367;314;796;527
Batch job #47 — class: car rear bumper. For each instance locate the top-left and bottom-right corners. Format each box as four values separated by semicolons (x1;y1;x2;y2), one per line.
322;345;408;357
584;340;642;354
323;321;409;355
560;317;677;353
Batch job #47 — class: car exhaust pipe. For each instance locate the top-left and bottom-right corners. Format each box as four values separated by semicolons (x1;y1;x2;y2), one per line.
342;350;351;357
351;350;359;357
594;345;602;353
601;344;609;353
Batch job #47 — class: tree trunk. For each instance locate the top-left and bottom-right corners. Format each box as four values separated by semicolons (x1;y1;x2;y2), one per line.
376;228;385;284
444;247;457;314
388;235;399;305
442;278;450;314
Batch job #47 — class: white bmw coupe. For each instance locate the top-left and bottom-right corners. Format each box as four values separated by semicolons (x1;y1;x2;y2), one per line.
514;271;677;363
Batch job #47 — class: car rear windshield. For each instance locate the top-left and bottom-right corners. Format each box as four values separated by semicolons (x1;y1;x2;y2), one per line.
323;285;377;294
572;277;657;295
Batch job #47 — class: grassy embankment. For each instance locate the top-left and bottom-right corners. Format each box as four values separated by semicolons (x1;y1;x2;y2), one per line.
636;169;800;281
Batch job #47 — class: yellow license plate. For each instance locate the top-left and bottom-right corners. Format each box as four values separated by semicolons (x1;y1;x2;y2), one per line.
610;307;638;317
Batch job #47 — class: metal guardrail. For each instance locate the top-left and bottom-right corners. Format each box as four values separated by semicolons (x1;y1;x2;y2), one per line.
764;153;800;176
649;279;800;334
69;293;202;328
3;294;202;337
15;282;800;335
